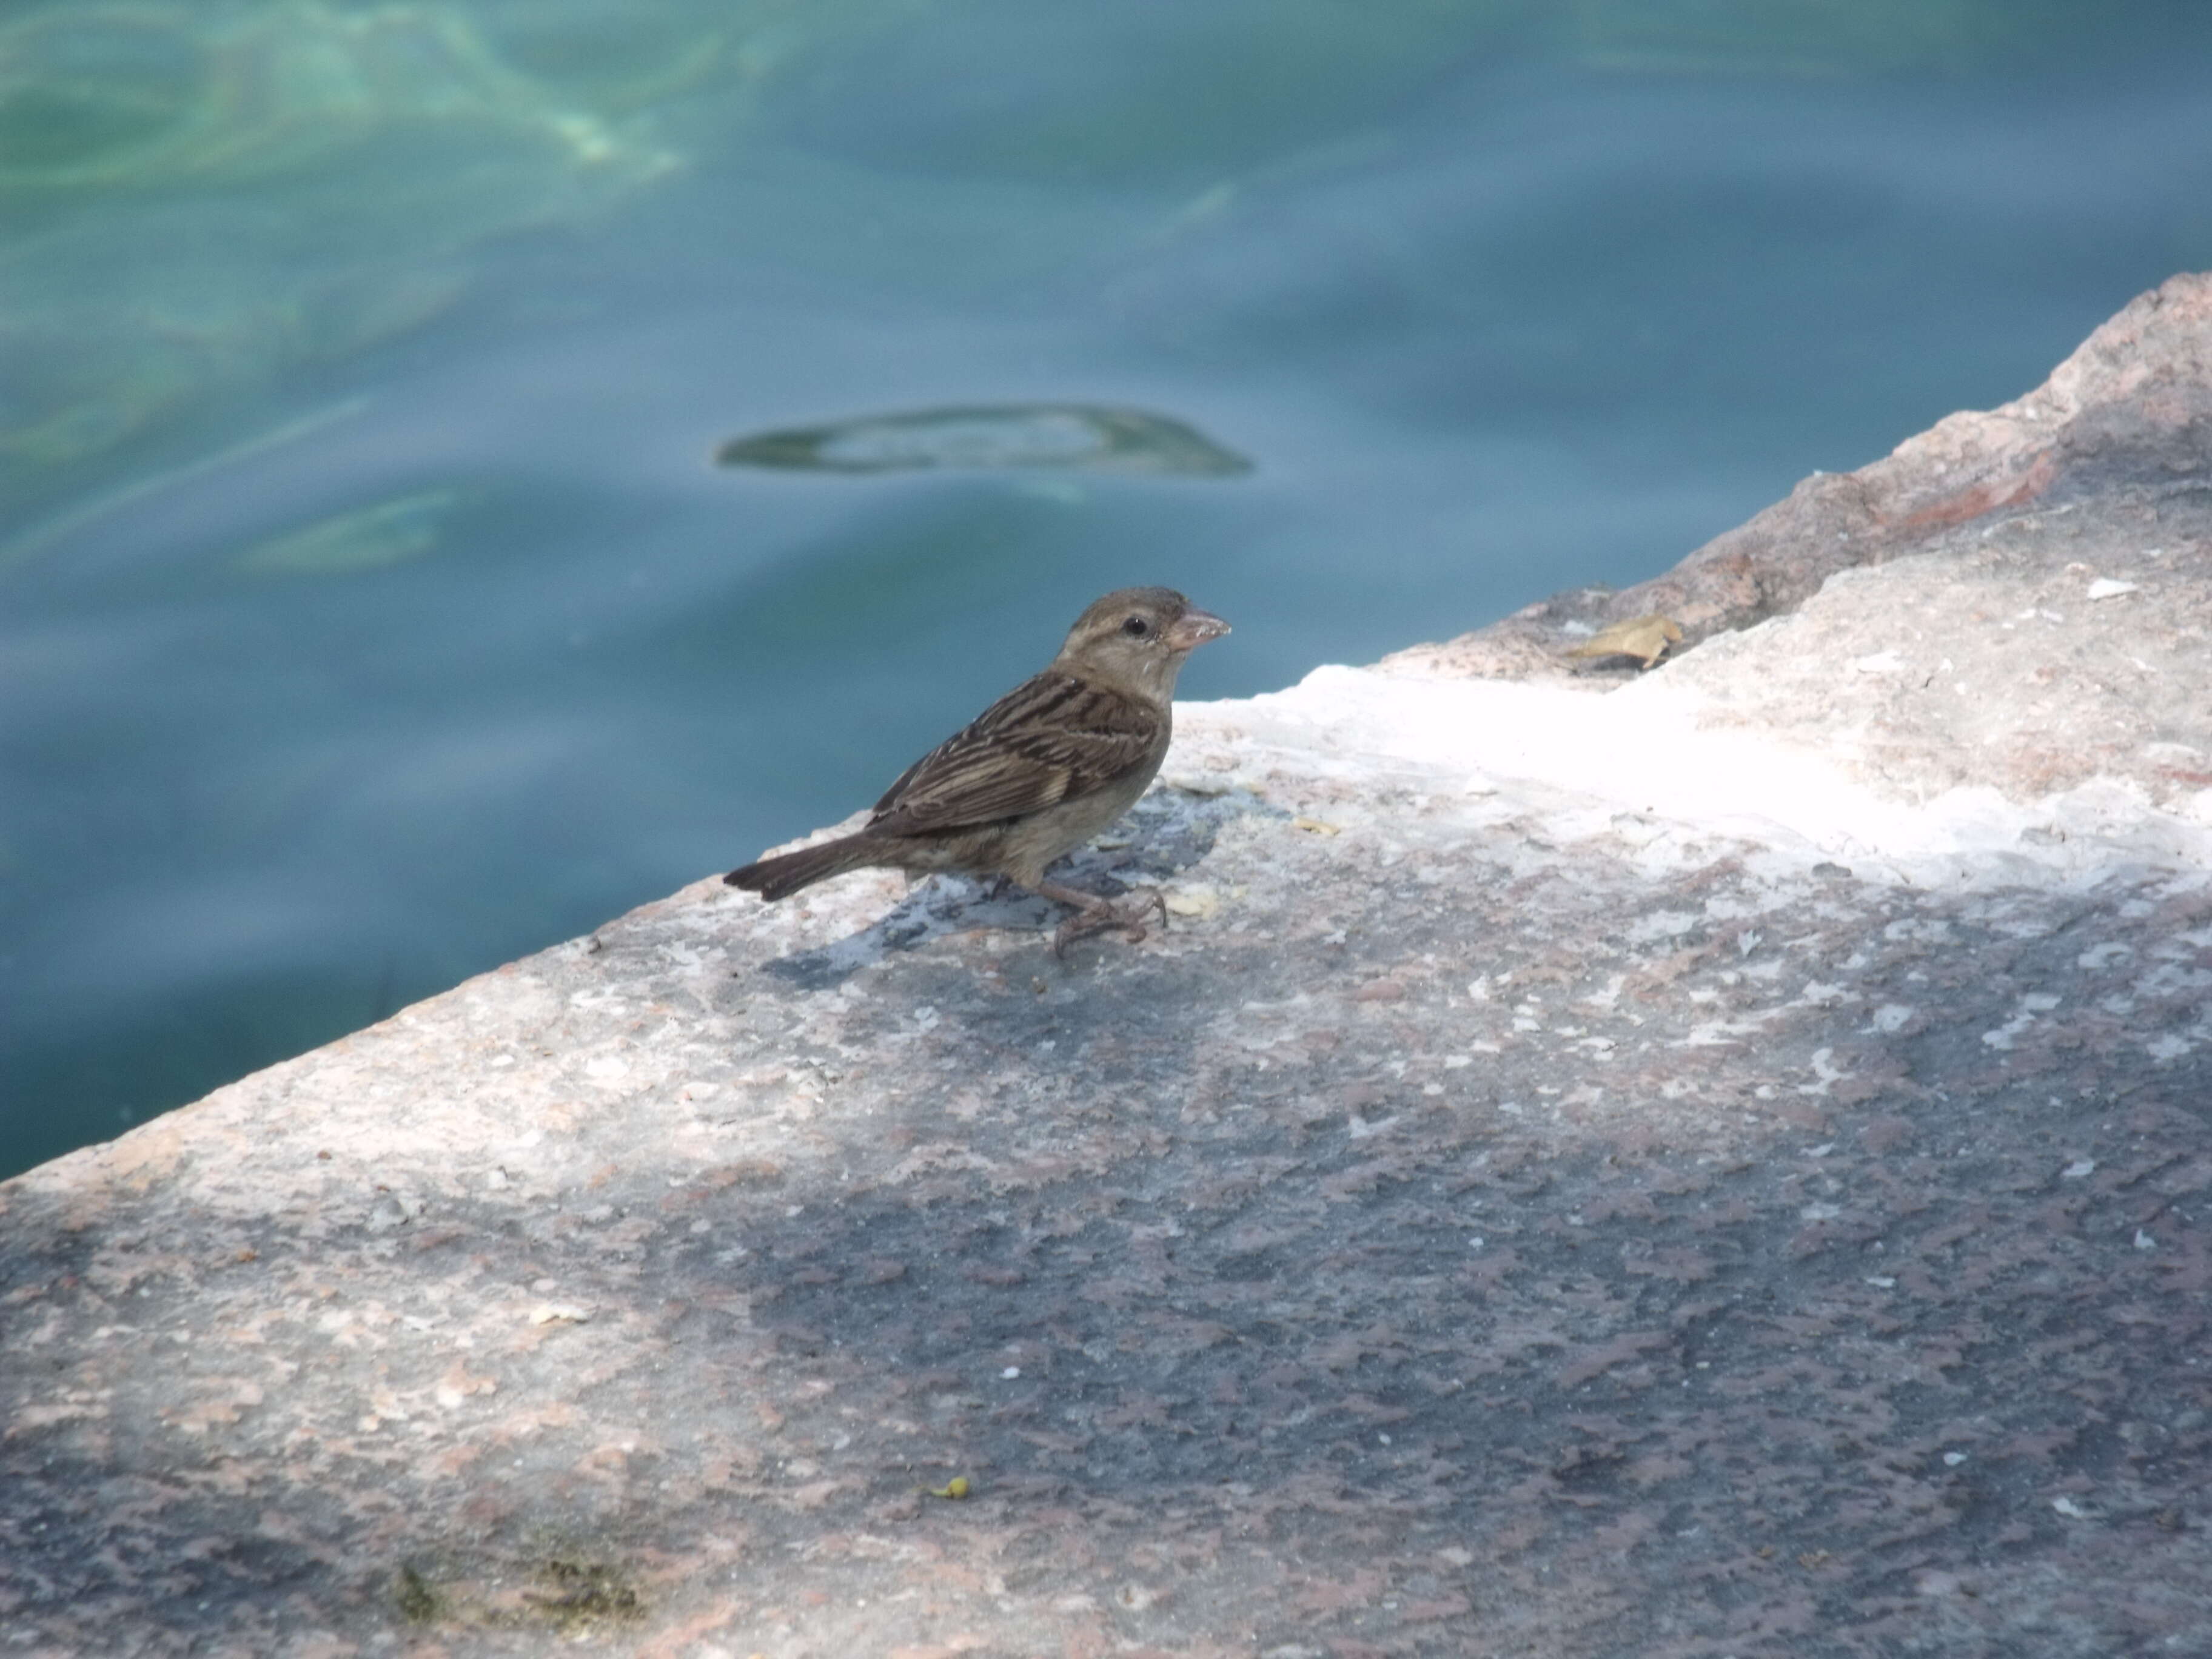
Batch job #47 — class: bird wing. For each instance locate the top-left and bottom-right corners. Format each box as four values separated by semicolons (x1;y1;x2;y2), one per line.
867;672;1163;837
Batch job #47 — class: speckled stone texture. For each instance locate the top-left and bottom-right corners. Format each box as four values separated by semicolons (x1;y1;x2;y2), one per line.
5;278;2211;1659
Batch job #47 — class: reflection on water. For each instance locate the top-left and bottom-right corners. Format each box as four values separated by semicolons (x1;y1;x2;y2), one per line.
4;0;2210;1177
717;404;1252;475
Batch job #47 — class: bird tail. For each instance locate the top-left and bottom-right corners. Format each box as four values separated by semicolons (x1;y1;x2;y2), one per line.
724;834;877;902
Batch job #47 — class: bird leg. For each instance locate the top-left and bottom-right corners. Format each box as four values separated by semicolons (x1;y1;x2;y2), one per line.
1036;880;1168;956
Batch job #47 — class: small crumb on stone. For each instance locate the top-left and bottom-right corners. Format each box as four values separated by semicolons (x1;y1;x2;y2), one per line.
1164;884;1221;919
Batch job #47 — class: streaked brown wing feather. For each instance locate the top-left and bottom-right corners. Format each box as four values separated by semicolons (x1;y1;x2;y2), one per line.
867;671;1161;837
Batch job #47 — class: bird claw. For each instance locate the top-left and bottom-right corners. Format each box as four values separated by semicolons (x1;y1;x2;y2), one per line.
1051;888;1168;958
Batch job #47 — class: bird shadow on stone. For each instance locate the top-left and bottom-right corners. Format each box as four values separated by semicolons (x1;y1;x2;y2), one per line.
762;787;1275;990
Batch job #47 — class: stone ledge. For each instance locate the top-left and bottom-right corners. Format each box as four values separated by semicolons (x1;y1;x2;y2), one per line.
1390;269;2212;688
4;278;2210;1658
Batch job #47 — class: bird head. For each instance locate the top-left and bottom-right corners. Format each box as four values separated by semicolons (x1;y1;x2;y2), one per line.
1054;587;1230;702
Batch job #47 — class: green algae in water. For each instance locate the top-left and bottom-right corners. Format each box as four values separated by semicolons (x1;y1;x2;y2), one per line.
0;1;678;506
0;396;367;572
0;2;671;195
716;404;1253;477
232;488;465;577
0;10;215;190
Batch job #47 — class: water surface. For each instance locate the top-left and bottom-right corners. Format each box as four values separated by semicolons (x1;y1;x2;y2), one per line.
5;0;2211;1176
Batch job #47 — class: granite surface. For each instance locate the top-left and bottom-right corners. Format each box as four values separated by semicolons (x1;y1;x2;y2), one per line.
4;278;2211;1658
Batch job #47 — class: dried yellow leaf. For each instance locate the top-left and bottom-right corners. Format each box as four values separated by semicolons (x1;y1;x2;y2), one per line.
1564;614;1684;669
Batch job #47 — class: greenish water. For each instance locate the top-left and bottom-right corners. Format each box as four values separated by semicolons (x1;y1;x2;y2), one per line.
5;0;2211;1178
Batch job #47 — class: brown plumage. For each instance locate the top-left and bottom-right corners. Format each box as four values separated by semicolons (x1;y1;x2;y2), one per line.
725;587;1230;951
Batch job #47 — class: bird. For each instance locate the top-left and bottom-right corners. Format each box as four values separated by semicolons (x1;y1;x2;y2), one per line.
725;586;1230;953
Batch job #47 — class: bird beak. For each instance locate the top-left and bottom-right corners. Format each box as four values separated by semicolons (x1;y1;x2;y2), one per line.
1167;608;1230;652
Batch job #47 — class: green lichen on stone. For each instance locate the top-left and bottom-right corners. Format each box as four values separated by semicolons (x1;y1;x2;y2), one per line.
393;1561;441;1624
525;1557;645;1630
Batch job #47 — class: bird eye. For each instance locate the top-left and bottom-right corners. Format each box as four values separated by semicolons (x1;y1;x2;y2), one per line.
1121;615;1150;638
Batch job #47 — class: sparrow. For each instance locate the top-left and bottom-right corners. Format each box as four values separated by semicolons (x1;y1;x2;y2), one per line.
725;587;1230;953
